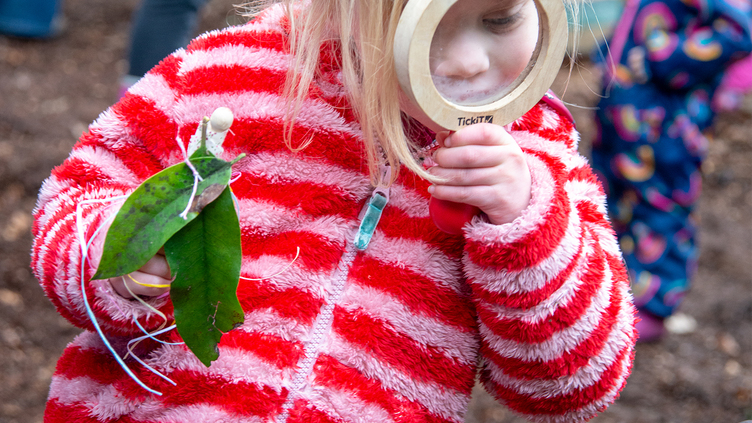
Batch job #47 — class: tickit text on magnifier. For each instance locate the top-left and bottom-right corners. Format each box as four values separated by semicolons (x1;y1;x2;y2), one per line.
457;115;494;126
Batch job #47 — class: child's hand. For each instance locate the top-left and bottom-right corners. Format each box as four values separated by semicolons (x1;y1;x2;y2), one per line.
429;123;531;226
108;250;172;299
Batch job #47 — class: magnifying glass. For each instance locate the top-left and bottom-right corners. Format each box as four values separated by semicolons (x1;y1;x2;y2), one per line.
395;0;569;233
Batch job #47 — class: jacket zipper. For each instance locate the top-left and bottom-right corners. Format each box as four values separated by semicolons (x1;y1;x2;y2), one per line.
277;164;391;422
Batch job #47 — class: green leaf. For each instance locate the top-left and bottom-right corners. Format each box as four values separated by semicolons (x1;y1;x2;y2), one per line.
164;187;244;367
93;157;234;280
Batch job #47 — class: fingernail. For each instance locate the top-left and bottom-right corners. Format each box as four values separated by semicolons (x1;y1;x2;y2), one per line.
427;185;435;194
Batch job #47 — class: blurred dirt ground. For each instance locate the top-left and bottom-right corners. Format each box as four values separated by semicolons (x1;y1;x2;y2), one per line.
0;1;750;422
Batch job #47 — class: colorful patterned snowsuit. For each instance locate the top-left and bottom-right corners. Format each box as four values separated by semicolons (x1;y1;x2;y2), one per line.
592;0;752;318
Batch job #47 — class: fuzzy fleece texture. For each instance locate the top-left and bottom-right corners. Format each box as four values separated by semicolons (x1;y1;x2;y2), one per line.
31;5;637;423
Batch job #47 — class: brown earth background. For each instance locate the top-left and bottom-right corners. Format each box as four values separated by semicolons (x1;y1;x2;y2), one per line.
0;0;750;422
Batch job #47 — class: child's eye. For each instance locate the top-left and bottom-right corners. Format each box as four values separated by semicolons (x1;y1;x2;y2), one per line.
483;12;522;33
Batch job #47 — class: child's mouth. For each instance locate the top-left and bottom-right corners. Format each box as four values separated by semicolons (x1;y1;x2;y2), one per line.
431;75;510;105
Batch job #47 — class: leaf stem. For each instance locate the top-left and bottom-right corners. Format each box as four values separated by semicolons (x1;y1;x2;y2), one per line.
230;153;246;165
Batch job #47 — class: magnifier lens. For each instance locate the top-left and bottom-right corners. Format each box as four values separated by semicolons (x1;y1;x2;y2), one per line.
428;0;540;107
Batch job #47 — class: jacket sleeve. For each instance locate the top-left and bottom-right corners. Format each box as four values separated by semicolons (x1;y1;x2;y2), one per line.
462;103;638;423
638;0;752;89
30;52;188;337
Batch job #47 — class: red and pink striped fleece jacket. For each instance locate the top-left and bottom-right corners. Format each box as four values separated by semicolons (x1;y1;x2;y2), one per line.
31;6;637;423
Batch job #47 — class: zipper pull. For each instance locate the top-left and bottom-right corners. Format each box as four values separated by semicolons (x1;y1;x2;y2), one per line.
354;165;391;250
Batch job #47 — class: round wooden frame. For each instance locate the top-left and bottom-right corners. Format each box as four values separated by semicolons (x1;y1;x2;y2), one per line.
394;0;569;130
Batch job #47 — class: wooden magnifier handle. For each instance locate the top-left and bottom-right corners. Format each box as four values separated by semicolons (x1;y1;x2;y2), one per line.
429;129;481;235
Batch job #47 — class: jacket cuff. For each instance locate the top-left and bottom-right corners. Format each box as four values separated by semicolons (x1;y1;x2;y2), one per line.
463;150;570;272
83;203;174;335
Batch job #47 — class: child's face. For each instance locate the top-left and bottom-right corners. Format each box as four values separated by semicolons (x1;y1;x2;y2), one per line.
428;0;539;106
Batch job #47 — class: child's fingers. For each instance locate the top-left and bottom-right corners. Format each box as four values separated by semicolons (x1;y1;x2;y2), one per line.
432;144;518;169
428;123;532;225
442;123;515;147
105;251;172;299
139;254;172;280
110;271;171;299
435;130;451;147
428;165;509;187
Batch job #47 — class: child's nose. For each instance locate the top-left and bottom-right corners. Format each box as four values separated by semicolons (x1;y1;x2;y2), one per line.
432;35;490;79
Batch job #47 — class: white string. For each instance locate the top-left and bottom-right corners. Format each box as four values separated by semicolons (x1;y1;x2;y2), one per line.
239;247;301;281
176;133;203;183
125;322;180;386
176;133;204;220
75;195;166;396
121;277;184;384
179;173;201;220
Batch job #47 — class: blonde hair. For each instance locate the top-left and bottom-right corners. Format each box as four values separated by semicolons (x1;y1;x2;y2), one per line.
242;0;427;185
241;0;582;185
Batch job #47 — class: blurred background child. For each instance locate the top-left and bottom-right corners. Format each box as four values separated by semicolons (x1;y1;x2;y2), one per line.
120;0;210;95
591;0;751;341
0;0;64;38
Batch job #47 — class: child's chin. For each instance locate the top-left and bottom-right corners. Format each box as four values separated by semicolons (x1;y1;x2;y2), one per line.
438;87;505;106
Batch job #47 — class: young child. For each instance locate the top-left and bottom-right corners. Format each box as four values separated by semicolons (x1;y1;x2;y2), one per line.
31;0;637;422
592;0;751;341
